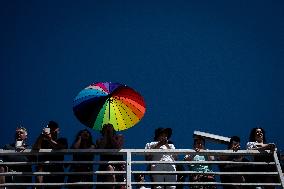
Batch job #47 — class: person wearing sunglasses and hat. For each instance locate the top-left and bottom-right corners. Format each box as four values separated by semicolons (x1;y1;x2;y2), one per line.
145;127;177;189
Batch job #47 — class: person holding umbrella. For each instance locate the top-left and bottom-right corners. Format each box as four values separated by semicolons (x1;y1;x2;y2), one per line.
72;82;146;189
96;123;125;189
145;127;177;189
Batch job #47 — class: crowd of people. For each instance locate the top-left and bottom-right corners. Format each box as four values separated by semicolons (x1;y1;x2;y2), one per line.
0;121;282;189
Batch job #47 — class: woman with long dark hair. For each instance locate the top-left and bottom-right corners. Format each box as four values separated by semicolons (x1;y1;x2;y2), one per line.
246;127;277;189
68;129;95;189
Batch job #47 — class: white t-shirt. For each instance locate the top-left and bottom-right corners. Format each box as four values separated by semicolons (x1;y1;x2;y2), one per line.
145;141;175;162
246;141;259;149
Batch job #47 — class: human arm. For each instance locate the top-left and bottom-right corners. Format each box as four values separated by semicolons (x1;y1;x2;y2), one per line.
168;144;178;160
97;130;124;149
32;129;63;149
32;134;44;150
145;142;153;161
111;134;124;149
72;136;82;149
184;154;192;161
247;142;275;152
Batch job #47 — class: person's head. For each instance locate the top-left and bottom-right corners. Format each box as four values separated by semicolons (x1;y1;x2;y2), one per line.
249;127;266;143
15;126;28;141
193;136;205;149
47;120;60;139
154;128;172;141
228;136;241;150
101;123;116;136
75;129;93;146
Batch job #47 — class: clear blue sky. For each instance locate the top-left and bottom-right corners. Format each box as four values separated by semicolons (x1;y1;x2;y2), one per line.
1;1;284;152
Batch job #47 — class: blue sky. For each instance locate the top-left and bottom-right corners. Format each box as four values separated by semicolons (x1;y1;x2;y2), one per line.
1;1;284;152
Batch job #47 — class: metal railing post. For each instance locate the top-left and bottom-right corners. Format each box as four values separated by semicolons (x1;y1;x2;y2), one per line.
273;151;284;188
126;151;132;189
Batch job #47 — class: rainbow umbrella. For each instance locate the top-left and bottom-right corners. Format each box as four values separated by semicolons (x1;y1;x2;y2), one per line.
73;82;146;131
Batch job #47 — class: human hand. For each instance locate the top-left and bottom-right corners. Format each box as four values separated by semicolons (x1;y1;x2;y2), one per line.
16;146;26;152
268;143;276;151
41;131;51;140
158;137;168;145
112;134;124;148
184;155;192;161
232;144;240;152
195;147;201;152
77;135;82;141
96;138;106;148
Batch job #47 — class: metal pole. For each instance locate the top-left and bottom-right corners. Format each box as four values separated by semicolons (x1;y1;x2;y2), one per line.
273;151;284;188
126;151;132;189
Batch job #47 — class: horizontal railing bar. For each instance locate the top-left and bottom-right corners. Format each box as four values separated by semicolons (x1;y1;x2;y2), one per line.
131;160;275;165
1;171;279;176
0;171;126;176
131;149;274;155
0;149;127;155
0;161;126;165
0;149;275;156
131;182;281;186
0;171;278;176
0;160;275;165
1;170;279;175
0;182;281;187
131;171;279;175
0;182;126;186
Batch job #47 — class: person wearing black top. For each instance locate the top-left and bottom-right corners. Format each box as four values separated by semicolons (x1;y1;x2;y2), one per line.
96;123;124;189
68;129;95;189
246;128;277;189
33;121;68;189
219;136;252;189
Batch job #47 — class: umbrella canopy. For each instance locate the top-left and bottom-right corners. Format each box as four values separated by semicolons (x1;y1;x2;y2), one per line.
73;82;146;131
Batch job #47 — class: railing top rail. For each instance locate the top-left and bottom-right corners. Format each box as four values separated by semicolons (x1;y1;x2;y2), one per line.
0;182;282;187
0;160;276;165
0;149;276;156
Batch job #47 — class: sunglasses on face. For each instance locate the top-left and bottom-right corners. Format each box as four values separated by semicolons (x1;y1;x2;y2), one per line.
16;131;25;134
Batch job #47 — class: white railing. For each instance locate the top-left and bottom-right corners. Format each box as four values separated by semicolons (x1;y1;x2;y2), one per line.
0;149;283;188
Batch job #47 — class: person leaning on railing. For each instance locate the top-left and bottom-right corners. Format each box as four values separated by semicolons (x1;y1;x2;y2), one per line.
218;136;253;189
0;126;32;189
184;136;216;189
246;127;277;189
33;121;68;189
145;127;177;189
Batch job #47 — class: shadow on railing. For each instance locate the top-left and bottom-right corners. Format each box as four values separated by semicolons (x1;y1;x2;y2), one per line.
0;149;283;189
